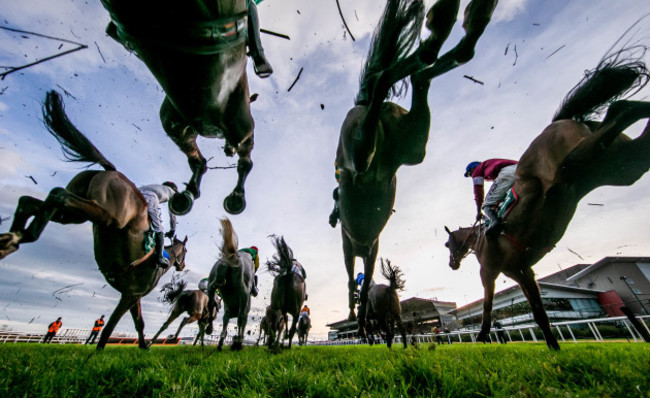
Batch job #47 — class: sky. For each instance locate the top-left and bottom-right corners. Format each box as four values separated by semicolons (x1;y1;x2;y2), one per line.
1;0;650;342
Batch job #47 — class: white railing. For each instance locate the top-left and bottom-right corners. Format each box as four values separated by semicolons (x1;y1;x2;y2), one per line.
323;314;650;346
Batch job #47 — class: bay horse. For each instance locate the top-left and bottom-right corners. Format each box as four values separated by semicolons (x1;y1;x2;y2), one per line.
297;313;311;346
364;259;408;349
445;46;650;350
0;91;188;350
100;0;255;215
266;235;306;348
149;280;219;346
206;217;255;350
336;0;497;333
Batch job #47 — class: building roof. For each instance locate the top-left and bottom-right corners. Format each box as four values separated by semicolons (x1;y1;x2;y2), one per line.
567;257;650;282
538;263;591;284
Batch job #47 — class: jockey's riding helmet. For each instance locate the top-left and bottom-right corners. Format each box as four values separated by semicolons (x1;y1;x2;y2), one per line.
464;161;481;177
163;181;178;192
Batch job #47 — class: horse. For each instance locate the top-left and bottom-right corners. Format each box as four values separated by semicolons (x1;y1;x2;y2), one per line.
259;305;285;348
335;0;497;334
149;280;219;346
444;45;650;350
266;235;306;348
364;259;408;349
0;91;188;350
100;0;255;216
206;217;254;350
297;313;311;346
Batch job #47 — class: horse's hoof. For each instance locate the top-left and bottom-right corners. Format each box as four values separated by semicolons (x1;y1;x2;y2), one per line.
223;193;246;215
217;345;223;352
169;191;194;215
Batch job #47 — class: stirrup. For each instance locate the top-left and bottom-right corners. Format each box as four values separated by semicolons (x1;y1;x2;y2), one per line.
253;57;273;78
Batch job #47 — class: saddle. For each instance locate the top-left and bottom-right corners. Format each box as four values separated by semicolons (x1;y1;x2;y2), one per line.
485;187;518;229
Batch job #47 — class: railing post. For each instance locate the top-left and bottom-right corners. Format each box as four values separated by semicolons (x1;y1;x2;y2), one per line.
566;325;577;343
555;325;565;342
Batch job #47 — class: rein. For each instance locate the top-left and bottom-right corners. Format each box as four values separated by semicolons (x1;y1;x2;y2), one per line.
106;9;248;55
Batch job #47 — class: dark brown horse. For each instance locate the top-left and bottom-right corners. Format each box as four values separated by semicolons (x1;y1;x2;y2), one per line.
266;236;306;348
364;259;408;349
336;0;497;333
0;91;188;349
296;313;311;346
445;46;650;350
100;0;255;215
259;305;285;348
206;217;255;350
149;280;219;346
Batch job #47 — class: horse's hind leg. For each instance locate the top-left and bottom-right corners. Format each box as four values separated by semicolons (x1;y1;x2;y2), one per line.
218;312;230;351
477;269;497;344
175;315;199;340
149;309;182;345
287;315;299;349
512;268;560;351
396;317;408;349
129;299;148;349
342;233;357;321
160;97;207;203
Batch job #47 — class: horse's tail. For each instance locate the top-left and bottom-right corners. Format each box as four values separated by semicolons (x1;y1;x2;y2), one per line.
553;43;649;123
380;258;406;291
43;91;117;171
265;235;294;276
356;0;424;105
219;217;239;264
160;280;187;304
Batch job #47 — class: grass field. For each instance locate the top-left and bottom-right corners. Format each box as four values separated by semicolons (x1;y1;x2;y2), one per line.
0;342;648;397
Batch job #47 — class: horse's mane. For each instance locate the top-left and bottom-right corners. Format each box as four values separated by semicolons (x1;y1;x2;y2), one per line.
553;19;650;123
219;217;239;263
43;91;117;171
356;0;424;105
380;258;406;291
160;279;187;304
265;235;294;276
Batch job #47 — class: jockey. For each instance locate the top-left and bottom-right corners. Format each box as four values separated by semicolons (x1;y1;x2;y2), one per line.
199;277;222;306
298;304;310;323
239;246;260;297
464;159;518;236
248;0;273;78
138;182;178;268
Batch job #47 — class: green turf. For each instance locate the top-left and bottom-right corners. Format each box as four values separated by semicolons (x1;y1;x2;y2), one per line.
0;343;648;397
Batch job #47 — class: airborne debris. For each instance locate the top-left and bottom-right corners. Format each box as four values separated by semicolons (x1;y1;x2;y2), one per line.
95;42;106;63
320;104;325;110
0;26;88;80
26;175;37;184
250;93;259;103
335;0;355;41
587;203;604;206
463;75;484;85
56;84;76;100
260;29;290;40
287;67;303;92
545;44;566;60
567;248;584;260
512;44;519;66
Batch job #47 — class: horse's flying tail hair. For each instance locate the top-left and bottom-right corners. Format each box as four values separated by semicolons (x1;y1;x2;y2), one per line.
356;0;424;105
42;90;117;171
553;20;650;123
380;258;406;291
160;280;187;304
265;235;294;276
219;217;239;264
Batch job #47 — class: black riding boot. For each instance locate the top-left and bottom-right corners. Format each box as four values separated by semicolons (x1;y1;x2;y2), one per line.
329;187;340;228
155;231;170;268
251;274;259;297
248;2;273;78
483;208;501;237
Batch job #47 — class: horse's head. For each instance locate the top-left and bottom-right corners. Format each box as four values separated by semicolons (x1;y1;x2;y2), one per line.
444;226;471;270
170;235;188;271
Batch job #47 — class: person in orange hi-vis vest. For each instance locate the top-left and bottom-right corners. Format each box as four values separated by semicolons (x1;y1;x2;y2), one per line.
85;315;105;345
42;317;62;344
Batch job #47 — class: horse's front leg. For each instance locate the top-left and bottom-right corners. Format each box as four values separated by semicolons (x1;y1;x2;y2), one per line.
160;97;206;215
223;137;253;215
515;268;560;350
96;295;139;350
477;268;497;343
342;232;358;321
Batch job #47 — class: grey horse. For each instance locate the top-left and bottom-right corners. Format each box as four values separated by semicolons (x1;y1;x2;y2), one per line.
206;217;254;350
